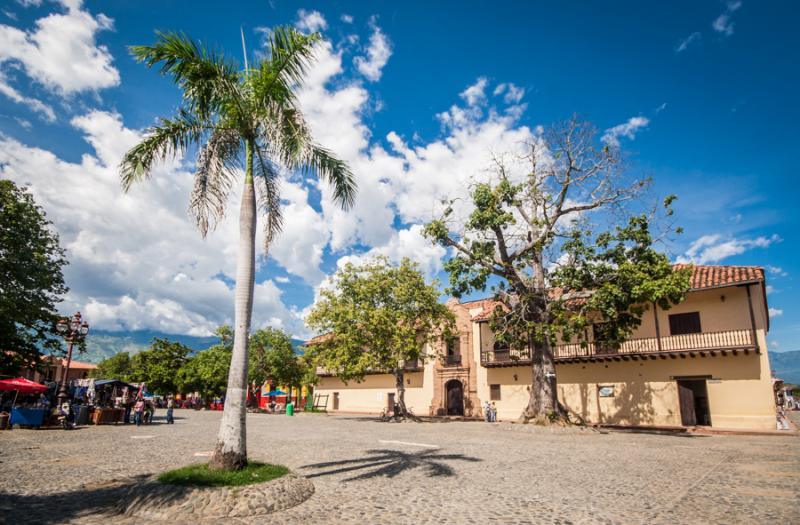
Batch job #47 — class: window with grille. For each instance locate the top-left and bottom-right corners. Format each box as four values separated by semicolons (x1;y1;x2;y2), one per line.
490;384;501;401
668;312;702;335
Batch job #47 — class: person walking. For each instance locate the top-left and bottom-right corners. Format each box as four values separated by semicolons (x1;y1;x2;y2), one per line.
166;396;175;424
490;402;498;422
133;397;145;427
483;401;492;422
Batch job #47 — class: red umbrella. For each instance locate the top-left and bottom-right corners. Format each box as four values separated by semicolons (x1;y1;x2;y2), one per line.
0;377;48;394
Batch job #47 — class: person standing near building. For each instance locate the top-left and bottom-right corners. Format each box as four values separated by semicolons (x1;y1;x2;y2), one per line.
490;402;498;422
133;397;144;427
166;396;175;424
483;401;492;422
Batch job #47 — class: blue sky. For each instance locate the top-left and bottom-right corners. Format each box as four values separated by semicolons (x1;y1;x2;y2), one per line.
0;1;797;351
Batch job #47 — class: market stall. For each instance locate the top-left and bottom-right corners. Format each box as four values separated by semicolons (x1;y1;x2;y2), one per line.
0;378;49;429
90;379;137;424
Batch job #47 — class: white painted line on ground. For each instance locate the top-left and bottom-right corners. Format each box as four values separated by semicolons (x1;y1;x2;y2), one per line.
193;451;214;457
130;435;155;439
378;439;439;449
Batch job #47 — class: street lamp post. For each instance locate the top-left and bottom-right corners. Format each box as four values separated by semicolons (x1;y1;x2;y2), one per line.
55;312;89;406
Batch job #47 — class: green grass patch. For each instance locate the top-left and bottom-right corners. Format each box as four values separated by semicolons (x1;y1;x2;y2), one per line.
157;461;289;487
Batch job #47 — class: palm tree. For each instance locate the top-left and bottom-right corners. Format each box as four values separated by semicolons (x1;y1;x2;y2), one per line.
119;28;355;470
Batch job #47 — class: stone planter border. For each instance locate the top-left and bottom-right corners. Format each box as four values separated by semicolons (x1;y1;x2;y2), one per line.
118;472;314;520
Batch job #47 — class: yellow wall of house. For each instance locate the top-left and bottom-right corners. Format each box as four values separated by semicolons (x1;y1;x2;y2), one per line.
476;353;774;429
316;369;431;415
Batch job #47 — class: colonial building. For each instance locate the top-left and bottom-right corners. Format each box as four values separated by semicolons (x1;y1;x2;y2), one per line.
20;356;97;384
313;265;776;431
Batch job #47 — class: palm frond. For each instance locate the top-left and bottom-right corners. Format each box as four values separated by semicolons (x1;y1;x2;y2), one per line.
300;145;356;210
252;145;284;252
120;108;206;191
250;26;321;111
260;107;356;210
130;31;241;120
190;129;241;236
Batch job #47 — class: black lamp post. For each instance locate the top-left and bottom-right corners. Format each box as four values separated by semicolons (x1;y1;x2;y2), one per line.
55;312;89;406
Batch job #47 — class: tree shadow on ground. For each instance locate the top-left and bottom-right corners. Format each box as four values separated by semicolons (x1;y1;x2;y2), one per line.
300;448;481;481
0;474;189;525
605;427;710;438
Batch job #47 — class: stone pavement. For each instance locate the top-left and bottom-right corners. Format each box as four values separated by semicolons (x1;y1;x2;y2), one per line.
1;410;798;524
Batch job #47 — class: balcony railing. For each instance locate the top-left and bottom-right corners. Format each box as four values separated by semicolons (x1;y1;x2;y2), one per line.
481;329;756;366
443;354;462;366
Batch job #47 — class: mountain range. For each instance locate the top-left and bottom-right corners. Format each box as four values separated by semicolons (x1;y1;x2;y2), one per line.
70;330;306;364
770;350;800;385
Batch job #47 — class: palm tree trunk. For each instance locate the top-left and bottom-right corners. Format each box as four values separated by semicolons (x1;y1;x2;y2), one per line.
210;139;256;471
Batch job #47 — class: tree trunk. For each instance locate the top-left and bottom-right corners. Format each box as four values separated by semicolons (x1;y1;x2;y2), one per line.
210;140;256;471
394;367;407;416
519;255;566;425
520;334;562;424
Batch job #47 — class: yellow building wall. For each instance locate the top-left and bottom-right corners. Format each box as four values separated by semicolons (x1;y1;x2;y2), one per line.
316;368;432;415
475;353;773;430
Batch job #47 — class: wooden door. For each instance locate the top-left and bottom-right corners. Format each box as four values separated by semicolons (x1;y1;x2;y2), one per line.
332;392;339;410
387;393;395;413
678;381;696;426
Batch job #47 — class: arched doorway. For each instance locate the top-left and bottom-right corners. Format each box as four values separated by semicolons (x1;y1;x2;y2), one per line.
445;379;464;416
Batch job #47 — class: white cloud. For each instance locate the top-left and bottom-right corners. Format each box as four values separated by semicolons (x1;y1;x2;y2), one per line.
712;1;742;37
275;276;290;284
675;31;701;53
14;116;32;129
0;0;119;100
340;14;354;24
766;265;787;277
295;9;327;34
493;82;525;104
0;110;306;337
365;225;447;278
269;178;331;285
0;73;55;120
16;0;43;7
461;77;488;107
770;340;779;348
353;18;392;82
677;233;781;264
769;308;783;318
601;116;650;148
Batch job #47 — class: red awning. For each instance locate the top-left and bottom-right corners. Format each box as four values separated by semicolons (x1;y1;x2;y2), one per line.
0;377;48;394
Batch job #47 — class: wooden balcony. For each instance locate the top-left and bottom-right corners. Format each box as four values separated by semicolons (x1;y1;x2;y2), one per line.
480;329;758;367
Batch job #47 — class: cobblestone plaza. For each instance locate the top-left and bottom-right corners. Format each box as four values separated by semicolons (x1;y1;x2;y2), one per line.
1;410;798;524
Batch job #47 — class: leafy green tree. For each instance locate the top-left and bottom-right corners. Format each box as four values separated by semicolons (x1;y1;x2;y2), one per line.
0;180;68;376
178;344;232;401
249;327;303;403
424;118;690;424
91;351;132;381
306;257;454;418
120;28;356;470
130;338;191;394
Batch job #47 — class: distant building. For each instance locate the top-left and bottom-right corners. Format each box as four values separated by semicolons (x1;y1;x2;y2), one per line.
312;265;776;431
20;355;97;384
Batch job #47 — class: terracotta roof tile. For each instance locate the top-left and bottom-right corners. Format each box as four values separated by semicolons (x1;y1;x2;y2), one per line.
676;264;765;290
469;265;766;322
